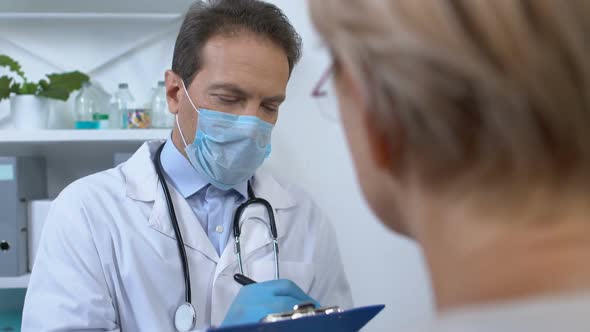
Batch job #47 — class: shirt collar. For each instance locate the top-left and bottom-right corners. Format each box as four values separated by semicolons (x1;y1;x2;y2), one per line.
160;138;249;199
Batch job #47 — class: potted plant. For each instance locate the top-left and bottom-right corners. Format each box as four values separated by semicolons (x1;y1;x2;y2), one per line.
0;54;89;129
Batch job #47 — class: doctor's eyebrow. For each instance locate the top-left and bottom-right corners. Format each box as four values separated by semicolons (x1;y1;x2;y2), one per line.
208;82;285;103
262;94;285;104
208;83;249;97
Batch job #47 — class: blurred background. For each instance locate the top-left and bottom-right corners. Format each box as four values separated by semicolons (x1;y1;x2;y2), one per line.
0;1;433;331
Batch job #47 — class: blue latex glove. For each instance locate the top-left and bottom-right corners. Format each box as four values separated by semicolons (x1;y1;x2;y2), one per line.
221;279;320;327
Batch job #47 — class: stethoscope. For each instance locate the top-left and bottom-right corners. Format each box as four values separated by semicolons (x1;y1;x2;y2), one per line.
153;143;280;332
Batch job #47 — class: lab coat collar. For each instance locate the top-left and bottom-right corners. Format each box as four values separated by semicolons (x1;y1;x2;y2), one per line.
121;140;217;261
152;177;220;262
122;141;294;209
160;138;249;199
159;138;208;199
121;140;162;202
121;140;296;262
249;169;296;210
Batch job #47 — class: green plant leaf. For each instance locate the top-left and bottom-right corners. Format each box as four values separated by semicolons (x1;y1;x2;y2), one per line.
0;76;12;101
19;82;39;95
38;79;49;91
10;82;20;94
38;71;89;101
0;54;27;81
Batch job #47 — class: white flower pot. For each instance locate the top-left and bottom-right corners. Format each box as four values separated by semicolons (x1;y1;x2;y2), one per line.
9;95;50;129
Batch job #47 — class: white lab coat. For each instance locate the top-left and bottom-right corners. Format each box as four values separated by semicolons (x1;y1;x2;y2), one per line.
22;140;353;332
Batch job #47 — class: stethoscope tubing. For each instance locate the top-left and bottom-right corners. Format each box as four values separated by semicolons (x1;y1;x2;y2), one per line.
153;142;280;330
155;143;192;304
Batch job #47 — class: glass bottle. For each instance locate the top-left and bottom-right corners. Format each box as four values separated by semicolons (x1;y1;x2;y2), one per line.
151;81;172;128
75;82;99;129
113;83;135;129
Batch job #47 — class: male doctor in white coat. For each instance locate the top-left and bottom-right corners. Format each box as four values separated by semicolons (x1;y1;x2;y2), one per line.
22;1;352;331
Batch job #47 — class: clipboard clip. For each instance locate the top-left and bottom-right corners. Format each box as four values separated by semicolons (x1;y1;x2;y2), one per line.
261;303;344;323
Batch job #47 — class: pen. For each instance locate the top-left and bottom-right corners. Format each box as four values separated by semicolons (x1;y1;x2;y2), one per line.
234;274;257;286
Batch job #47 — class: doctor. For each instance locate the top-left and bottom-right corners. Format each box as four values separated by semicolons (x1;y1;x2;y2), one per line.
22;1;352;331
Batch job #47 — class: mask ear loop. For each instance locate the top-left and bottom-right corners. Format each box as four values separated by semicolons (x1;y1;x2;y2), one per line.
181;80;200;114
175;115;188;148
177;79;201;148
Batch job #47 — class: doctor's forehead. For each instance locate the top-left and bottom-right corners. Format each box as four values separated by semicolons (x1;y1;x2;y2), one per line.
197;33;290;96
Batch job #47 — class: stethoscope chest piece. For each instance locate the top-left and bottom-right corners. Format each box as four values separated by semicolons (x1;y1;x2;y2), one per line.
174;302;196;332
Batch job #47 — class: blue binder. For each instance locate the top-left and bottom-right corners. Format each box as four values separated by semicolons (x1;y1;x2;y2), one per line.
0;311;22;332
207;304;385;332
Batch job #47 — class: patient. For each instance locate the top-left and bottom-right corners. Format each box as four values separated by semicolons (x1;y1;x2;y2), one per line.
310;0;590;330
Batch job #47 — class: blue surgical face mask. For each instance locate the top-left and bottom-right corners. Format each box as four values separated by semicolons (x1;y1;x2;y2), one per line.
177;80;273;190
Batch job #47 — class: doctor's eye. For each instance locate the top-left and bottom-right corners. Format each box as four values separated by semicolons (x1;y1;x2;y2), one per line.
215;95;241;104
262;105;279;114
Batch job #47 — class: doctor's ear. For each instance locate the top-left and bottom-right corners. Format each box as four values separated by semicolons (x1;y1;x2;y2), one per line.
165;70;182;115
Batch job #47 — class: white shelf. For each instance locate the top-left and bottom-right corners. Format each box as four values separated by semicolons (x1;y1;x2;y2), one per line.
0;129;170;143
0;129;171;197
0;12;182;20
0;274;30;289
0;0;189;14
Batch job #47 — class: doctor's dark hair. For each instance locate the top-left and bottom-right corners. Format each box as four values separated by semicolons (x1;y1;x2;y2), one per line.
172;0;302;86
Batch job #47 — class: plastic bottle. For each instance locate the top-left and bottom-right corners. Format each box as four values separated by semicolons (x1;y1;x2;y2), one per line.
151;81;172;128
113;83;135;129
75;82;99;129
88;83;112;129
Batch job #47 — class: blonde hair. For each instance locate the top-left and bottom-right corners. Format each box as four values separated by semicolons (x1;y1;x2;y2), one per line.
311;0;590;198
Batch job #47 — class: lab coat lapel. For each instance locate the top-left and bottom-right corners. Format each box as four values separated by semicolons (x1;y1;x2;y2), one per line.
121;141;161;202
215;170;296;278
123;140;219;263
148;181;220;263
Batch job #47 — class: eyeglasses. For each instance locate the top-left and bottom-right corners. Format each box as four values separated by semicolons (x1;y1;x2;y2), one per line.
312;64;333;98
311;63;340;122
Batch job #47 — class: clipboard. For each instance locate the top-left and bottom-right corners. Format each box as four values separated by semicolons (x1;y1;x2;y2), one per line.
207;304;385;332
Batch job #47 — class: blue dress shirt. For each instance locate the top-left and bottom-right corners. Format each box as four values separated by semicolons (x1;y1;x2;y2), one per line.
160;139;248;256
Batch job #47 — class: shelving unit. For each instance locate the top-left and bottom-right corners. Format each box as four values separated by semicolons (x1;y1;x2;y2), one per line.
0;12;181;20
0;275;30;290
0;129;170;143
0;11;184;75
0;0;189;14
0;129;170;159
0;129;171;198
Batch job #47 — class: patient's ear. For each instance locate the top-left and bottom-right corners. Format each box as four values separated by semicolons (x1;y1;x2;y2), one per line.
337;58;403;177
364;107;402;176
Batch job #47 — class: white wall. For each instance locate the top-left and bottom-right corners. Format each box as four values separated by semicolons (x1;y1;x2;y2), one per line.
0;1;434;330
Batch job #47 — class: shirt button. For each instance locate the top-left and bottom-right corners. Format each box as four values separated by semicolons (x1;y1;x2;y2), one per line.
215;225;224;234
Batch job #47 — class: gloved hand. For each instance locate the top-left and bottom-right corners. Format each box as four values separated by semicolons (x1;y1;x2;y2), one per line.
221;279;320;327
